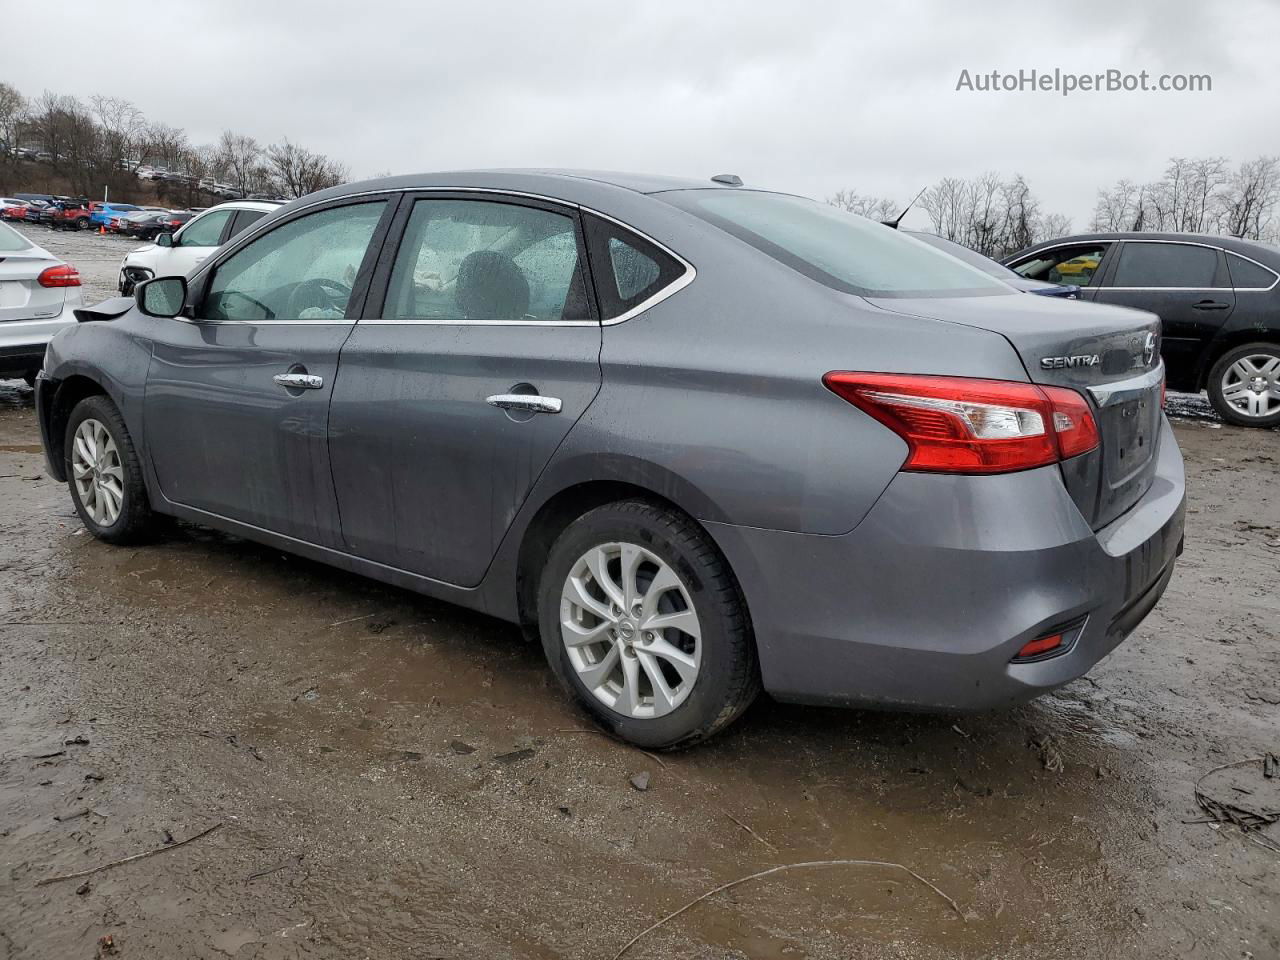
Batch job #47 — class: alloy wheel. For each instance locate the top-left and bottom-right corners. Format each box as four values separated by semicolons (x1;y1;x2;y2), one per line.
71;418;124;526
559;541;702;719
1220;353;1280;420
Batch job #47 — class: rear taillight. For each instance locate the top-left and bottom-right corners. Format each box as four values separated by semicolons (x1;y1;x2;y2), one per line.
822;372;1100;474
37;264;81;288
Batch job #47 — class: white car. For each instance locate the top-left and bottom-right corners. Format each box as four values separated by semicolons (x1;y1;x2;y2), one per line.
0;221;83;384
118;199;283;295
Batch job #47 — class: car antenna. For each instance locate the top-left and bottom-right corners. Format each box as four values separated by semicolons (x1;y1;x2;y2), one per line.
711;173;743;186
881;187;926;229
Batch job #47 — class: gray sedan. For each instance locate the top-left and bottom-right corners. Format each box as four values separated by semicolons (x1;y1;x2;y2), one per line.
35;170;1185;748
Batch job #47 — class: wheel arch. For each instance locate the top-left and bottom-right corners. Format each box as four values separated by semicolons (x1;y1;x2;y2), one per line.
511;478;748;645
1197;329;1280;390
45;374;114;481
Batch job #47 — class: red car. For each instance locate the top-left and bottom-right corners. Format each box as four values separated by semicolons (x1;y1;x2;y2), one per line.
51;201;93;231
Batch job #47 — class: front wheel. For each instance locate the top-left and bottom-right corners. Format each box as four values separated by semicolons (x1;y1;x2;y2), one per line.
537;500;759;749
64;395;157;543
1207;343;1280;427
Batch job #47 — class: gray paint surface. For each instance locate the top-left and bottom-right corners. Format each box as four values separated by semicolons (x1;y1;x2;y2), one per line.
37;169;1186;711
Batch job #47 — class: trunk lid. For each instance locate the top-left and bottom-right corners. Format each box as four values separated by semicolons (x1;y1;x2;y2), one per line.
864;292;1164;529
0;253;66;324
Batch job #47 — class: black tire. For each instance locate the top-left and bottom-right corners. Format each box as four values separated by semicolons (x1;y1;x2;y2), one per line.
64;394;157;544
1206;342;1280;428
537;499;759;749
22;370;37;388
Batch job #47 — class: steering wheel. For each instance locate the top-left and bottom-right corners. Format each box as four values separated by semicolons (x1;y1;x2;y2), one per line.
284;278;352;319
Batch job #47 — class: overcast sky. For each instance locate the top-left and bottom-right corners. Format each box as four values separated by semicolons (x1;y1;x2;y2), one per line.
7;0;1278;228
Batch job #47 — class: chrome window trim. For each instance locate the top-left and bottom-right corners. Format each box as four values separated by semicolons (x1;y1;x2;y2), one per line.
1015;237;1280;293
1005;238;1114;287
192;186;697;329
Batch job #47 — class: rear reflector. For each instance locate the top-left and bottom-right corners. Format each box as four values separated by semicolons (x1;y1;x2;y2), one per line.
1014;633;1064;660
37;264;81;288
822;372;1100;474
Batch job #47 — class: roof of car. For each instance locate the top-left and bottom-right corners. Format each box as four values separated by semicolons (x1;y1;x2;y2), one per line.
1016;231;1280;265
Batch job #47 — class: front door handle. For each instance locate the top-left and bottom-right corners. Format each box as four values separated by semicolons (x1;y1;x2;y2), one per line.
486;393;562;414
273;373;324;390
1193;300;1230;310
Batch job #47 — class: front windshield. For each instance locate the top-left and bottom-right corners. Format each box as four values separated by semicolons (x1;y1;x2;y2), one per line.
661;189;1013;298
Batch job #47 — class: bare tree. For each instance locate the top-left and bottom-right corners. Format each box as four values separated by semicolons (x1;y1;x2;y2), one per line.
0;82;27;161
1221;156;1280;240
216;131;264;195
827;188;898;222
265;138;348;198
142;122;190;172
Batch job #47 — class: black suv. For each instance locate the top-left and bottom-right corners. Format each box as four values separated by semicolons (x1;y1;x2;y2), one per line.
1005;233;1280;427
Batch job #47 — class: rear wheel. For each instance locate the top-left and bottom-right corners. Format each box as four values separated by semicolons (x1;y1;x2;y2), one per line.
64;395;157;543
1207;343;1280;427
76;217;89;231
537;500;759;749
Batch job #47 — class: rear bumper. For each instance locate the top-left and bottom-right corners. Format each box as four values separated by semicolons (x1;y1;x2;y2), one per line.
706;415;1186;711
0;302;77;378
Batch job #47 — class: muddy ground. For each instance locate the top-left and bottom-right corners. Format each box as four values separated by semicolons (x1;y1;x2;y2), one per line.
1;227;1278;960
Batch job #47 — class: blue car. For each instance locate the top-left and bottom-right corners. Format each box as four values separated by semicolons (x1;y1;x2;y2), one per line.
89;202;140;228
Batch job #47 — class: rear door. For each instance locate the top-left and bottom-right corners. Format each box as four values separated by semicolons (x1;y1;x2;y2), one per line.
144;196;393;546
329;192;601;586
1091;240;1234;388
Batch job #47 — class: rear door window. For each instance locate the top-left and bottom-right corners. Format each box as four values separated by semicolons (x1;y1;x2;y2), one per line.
1011;244;1111;287
1110;242;1219;288
382;198;592;323
228;209;267;239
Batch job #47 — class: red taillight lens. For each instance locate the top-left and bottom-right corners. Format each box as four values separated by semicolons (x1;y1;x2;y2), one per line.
822;372;1100;474
37;264;81;288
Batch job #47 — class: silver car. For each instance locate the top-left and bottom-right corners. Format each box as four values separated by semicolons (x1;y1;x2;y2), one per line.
0;221;82;385
35;171;1185;748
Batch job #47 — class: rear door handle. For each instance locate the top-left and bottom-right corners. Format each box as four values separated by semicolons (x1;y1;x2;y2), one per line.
1193;300;1230;310
486;394;562;414
273;373;324;390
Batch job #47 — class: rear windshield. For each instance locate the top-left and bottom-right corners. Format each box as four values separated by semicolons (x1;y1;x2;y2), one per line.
0;222;32;251
661;190;1013;298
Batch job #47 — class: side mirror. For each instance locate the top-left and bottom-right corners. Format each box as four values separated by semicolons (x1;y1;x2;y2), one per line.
155;232;174;247
136;276;188;318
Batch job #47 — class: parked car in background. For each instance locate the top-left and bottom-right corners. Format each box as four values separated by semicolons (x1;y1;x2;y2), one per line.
1;199;31;219
0;219;81;385
906;231;1080;298
118;199;283;294
90;202;140;228
51;201;93;231
3;201;40;222
1006;232;1280;427
47;170;1185;748
125;211;193;241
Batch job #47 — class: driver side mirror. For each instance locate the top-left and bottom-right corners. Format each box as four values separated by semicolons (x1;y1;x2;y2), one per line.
136;276;188;318
155;232;174;247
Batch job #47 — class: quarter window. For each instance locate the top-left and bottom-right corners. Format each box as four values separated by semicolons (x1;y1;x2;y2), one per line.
1226;253;1277;290
584;214;686;319
1012;244;1110;287
384;199;590;322
203;201;387;322
176;209;234;248
1111;242;1218;288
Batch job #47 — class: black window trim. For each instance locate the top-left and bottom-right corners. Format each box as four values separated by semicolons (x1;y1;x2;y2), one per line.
181;194;400;325
585;208;695;325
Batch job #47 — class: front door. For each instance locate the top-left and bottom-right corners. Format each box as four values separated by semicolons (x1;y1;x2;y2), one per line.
1091;240;1235;388
329;194;602;586
160;206;238;278
143;197;393;547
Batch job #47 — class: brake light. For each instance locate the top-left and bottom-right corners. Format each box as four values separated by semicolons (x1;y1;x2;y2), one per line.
37;264;81;288
822;372;1100;474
